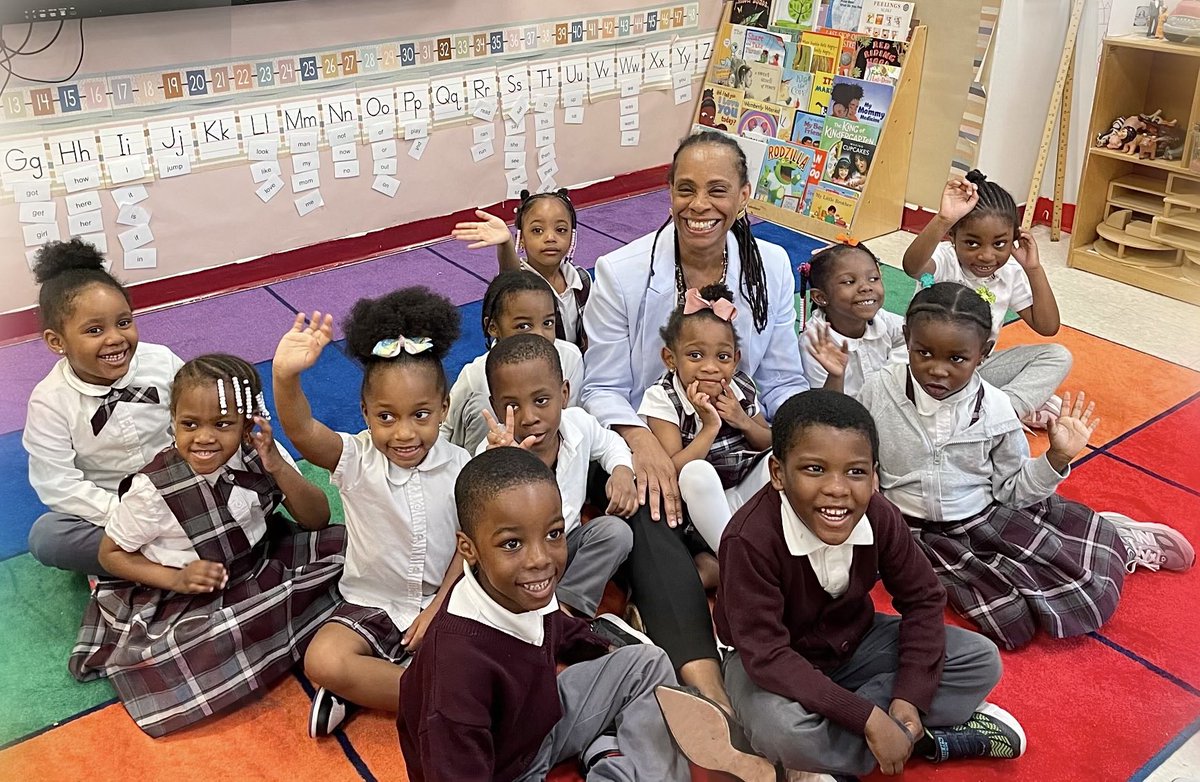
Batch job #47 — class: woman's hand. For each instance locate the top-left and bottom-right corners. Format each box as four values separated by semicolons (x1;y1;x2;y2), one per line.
622;428;682;526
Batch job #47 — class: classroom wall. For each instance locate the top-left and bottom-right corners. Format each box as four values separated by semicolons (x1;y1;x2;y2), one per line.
0;0;723;315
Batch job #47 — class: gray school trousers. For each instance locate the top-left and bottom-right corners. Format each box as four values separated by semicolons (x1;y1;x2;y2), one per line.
27;512;111;576
725;614;1002;777
517;645;689;782
980;343;1072;417
558;515;633;617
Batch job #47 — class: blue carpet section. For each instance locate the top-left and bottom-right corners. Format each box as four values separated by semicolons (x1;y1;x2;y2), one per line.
1;431;43;562
750;221;826;293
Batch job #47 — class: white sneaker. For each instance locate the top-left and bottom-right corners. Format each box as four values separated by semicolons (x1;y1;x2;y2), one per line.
1102;512;1196;573
591;613;654;647
1021;394;1062;431
308;686;350;738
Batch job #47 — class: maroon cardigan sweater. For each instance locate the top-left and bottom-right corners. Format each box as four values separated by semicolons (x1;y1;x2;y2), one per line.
714;487;948;734
397;601;610;782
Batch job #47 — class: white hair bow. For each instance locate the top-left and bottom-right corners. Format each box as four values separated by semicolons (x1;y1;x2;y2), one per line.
371;336;434;358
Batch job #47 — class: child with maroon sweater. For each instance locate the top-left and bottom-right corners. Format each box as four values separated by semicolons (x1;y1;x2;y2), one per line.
397;447;688;782
656;390;1025;780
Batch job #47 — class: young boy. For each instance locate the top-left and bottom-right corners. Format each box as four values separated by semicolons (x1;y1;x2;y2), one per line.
479;334;639;629
656;390;1025;780
397;448;688;781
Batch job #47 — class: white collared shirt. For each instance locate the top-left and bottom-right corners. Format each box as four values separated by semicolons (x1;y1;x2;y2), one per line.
800;308;907;397
475;406;633;533
779;491;874;598
23;343;184;525
520;258;585;343
910;370;982;448
931;243;1034;342
106;449;296;568
447;564;559;646
637;370;748;427
332;432;470;631
442;338;584;453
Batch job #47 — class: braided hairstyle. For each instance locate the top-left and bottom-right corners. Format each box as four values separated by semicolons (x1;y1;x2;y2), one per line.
798;241;882;325
480;269;557;348
956;169;1019;239
659;281;740;350
32;238;130;332
343;286;460;398
651;129;770;332
515;188;578;262
170;353;267;420
905;281;994;346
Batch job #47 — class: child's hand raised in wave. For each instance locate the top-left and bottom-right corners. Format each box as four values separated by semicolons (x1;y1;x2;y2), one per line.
273;312;333;378
248;416;285;473
805;321;851;392
1046;391;1099;473
482;405;538;450
452;210;514;249
938;177;979;224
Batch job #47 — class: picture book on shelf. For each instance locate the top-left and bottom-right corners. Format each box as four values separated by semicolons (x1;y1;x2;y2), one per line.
820;116;881;151
755;139;816;209
809;184;858;225
745;62;784;102
730;0;772;27
825;137;875;191
787;40;812;71
698;84;744;131
713;24;750;87
769;0;820;31
694;124;768;198
744;28;788;67
826;0;865;31
853;37;905;78
791;111;826;146
857;0;914;41
800;30;841;74
808;71;835;116
816;29;870;76
738;99;783;138
778;108;798;141
864;63;902;84
828;75;893;126
778;69;814;109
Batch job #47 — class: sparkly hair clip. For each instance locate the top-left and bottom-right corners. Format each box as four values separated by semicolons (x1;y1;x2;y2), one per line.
919;273;936;289
217;378;228;415
835;232;859;247
975;285;997;304
372;336;434;358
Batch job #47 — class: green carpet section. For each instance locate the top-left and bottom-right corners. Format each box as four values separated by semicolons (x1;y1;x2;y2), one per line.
297;460;344;524
0;555;113;746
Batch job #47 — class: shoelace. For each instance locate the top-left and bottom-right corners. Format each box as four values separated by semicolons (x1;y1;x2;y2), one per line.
1118;528;1165;572
931;714;1020;762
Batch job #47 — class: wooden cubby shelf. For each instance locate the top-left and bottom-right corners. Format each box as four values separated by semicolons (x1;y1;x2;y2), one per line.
1069;35;1200;306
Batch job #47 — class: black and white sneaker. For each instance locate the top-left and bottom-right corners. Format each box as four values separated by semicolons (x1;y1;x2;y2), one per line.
308;686;353;738
925;703;1026;762
590;613;653;648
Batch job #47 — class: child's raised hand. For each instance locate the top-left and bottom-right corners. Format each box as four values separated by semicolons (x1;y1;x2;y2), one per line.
482;406;537;450
605;465;639;517
451;209;514;249
1047;391;1099;467
805;322;851;379
1011;228;1041;270
938;177;979;224
248;416;284;472
713;380;752;429
273;312;333;377
686;380;722;430
174;559;227;594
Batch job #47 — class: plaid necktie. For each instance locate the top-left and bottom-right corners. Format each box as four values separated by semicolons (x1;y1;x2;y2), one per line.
89;385;161;436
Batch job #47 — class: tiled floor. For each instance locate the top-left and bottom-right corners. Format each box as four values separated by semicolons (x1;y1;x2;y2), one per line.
2;190;1198;781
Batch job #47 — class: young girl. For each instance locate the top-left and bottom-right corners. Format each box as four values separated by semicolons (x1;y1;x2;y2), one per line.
828;157;853;186
272;287;471;738
69;355;345;737
442;270;584;453
854;282;1193;650
638;283;773;555
23;239;183;576
452;188;591;348
902;169;1071;427
799;241;905;398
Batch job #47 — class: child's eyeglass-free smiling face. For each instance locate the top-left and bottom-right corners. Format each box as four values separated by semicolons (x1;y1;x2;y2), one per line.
811;250;884;334
662;317;739;400
46;283;139;387
952;213;1016;279
173;382;251;475
361;362;447;470
770;424;876;546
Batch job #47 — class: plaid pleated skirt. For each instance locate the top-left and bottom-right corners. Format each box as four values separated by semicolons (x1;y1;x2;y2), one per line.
907;494;1128;650
69;521;346;737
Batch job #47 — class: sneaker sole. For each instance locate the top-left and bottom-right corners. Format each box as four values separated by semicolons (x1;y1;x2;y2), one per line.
978;702;1027;757
308;688;327;739
596;612;654;645
1101;514;1196;569
654;686;777;782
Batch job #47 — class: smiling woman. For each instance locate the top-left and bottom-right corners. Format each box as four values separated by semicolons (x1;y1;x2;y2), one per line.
580;129;807;711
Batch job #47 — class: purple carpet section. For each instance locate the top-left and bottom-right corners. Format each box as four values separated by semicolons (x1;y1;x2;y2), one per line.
136;288;298;365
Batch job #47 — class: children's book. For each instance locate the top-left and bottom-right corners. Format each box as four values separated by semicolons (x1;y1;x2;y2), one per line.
730;0;773;27
853;36;905;78
806;148;828;192
778;69;814;109
827;75;893;126
777;107;798;141
807;70;835;115
744;62;784;102
790;111;826;146
700;83;744;131
816;28;869;76
863;63;902;84
819;116;881;152
744;28;788;68
787;41;813;71
810;184;858;225
769;0;820;31
755;139;816;209
800;30;841;74
857;0;914;41
827;0;865;31
837;137;875;191
738;99;784;138
713;24;750;87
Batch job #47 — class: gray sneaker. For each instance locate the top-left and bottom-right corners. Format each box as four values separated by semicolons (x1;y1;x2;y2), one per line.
1102;512;1196;573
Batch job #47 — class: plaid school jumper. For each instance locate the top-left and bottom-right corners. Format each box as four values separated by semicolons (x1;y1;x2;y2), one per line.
68;445;346;737
657;369;769;488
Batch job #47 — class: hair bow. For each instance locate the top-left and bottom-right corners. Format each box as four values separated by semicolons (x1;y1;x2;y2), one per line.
919;273;936;290
683;288;738;321
798;261;811;277
372;336;434;358
835;232;859;247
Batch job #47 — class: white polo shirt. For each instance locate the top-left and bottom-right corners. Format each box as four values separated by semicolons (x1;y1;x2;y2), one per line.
931;242;1033;341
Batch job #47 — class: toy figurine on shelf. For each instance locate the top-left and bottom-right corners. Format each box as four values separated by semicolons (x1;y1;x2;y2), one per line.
1096;110;1182;159
1147;0;1164;37
1096;115;1145;149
